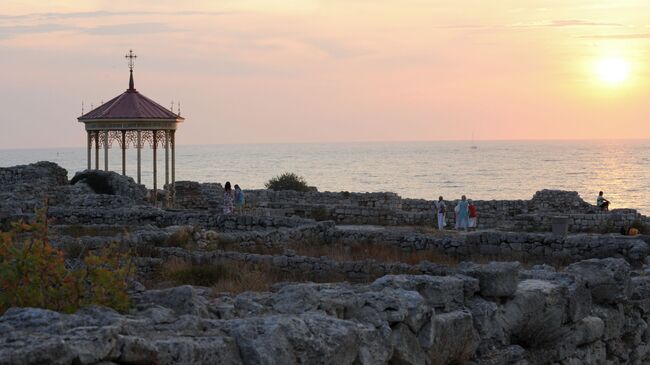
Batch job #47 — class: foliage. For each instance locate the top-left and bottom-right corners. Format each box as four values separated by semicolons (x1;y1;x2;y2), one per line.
265;172;312;192
0;209;132;315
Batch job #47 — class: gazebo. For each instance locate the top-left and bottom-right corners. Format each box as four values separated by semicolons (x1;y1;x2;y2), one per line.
78;51;184;202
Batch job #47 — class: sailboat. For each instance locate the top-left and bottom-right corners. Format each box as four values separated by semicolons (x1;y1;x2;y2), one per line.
471;131;478;149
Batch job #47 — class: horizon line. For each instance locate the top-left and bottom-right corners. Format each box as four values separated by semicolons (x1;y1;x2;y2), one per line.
1;137;649;152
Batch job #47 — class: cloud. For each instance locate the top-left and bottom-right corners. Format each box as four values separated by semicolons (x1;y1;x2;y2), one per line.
510;19;621;28
0;10;231;21
0;22;176;39
546;19;621;27
0;23;74;39
580;33;650;39
83;22;176;35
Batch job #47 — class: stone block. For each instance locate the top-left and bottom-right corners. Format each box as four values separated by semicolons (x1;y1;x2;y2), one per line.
566;258;631;304
458;261;521;298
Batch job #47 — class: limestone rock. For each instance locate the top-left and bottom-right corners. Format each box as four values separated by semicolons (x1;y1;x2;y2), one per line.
134;285;212;317
573;316;605;346
71;169;148;203
458;261;521;298
566;258;631;304
428;309;479;364
503;279;569;348
370;275;465;311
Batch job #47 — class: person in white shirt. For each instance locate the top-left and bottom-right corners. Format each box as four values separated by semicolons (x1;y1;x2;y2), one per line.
596;191;610;211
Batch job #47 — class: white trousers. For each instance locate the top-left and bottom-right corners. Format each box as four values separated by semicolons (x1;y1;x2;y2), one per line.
437;213;446;229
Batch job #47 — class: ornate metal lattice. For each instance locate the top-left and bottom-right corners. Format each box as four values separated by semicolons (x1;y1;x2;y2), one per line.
90;129;174;149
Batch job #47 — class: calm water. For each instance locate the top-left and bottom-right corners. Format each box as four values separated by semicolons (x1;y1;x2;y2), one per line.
1;140;649;214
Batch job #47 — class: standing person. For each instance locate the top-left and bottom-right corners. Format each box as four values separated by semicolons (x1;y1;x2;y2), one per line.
223;181;234;215
468;199;478;230
234;184;245;214
597;191;610;211
456;195;469;231
434;196;446;230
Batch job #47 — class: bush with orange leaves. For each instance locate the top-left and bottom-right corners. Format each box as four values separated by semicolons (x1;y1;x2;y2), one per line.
0;208;132;315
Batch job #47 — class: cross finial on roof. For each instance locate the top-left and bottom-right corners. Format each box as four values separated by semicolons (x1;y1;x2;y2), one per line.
125;50;137;91
125;49;137;70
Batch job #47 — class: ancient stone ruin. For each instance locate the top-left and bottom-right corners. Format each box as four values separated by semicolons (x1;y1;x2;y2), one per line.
2;161;650;364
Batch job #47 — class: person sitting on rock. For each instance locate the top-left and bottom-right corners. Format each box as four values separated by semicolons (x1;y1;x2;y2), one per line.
597;191;610;211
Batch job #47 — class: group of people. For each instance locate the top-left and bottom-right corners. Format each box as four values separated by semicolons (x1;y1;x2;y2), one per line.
223;181;245;215
433;191;613;231
434;195;478;231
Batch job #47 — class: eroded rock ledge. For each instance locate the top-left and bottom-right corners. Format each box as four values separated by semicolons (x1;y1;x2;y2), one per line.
2;258;650;365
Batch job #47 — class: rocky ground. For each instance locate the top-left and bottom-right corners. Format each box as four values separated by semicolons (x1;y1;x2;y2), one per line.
2;161;650;365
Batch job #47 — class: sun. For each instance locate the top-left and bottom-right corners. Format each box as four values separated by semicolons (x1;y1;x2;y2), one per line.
596;58;630;85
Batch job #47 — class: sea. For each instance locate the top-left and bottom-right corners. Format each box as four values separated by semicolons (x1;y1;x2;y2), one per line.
1;140;649;214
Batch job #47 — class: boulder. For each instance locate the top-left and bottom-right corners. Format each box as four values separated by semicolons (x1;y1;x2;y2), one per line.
566;258;631;304
153;335;241;365
389;323;426;365
0;161;68;187
523;267;592;322
573;316;605;346
428;310;479;364
370;275;465;311
503;279;569;348
457;261;521;298
71;169;148;203
134;286;211;317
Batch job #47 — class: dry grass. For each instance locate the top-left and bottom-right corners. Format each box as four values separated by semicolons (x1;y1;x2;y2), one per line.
153;258;349;294
287;242;459;266
211;239;459;266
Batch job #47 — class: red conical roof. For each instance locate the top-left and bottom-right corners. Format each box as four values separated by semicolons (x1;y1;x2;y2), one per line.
78;71;183;121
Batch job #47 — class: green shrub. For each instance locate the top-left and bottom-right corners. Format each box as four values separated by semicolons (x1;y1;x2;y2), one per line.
62;241;86;259
0;208;132;314
265;172;311;192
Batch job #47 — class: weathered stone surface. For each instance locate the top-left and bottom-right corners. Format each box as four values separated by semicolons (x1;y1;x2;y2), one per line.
566;258;631;304
370;275;465;311
428;310;480;364
71;169;148;203
133;285;212;317
458;261;521;298
503;279;569;348
573;316;605;346
523;266;592;322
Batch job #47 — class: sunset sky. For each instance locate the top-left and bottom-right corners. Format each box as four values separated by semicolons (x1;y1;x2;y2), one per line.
1;1;649;149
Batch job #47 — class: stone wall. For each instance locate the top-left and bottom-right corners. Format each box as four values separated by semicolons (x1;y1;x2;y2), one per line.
172;183;645;233
331;227;650;265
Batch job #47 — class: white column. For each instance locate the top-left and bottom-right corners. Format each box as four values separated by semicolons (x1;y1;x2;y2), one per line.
171;130;176;204
87;131;91;170
103;130;109;171
152;130;158;202
137;130;141;184
165;130;169;187
95;131;99;170
171;130;176;187
121;131;126;176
